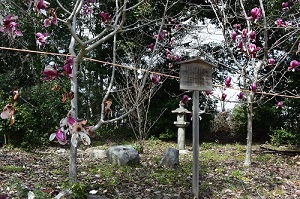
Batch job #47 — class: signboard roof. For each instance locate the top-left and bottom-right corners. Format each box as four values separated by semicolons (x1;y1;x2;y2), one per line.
178;58;217;68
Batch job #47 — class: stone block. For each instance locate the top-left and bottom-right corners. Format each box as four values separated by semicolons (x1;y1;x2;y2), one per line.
159;147;179;168
106;145;140;165
86;147;107;159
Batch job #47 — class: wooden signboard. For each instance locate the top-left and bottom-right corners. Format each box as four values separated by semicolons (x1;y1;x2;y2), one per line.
178;58;216;199
179;59;216;91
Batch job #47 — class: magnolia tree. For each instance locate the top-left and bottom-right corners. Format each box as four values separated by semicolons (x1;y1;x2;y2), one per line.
0;0;164;182
0;0;197;184
207;0;300;166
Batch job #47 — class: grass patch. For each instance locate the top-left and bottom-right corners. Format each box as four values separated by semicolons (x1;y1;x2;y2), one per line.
0;165;24;172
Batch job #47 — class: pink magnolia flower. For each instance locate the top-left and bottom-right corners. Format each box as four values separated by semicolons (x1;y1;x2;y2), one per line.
205;90;213;95
181;95;190;104
282;2;289;10
99;12;110;23
241;28;248;39
159;30;167;40
82;4;94;16
166;53;172;59
297;43;300;53
63;56;73;77
225;76;231;87
36;32;49;48
44;18;51;27
43;18;53;27
268;58;275;66
150;74;161;84
34;0;50;16
70;121;91;147
42;63;58;80
250;83;257;92
233;24;241;30
43;8;58;27
277;101;283;109
221;93;227;101
1;103;16;126
154;30;167;40
170;37;175;46
166;49;172;59
148;43;154;51
275;19;284;27
248;44;260;58
49;129;67;145
249;31;256;41
51;17;57;27
237;92;244;99
173;55;181;62
50;114;91;147
288;60;300;71
44;16;57;27
231;31;237;41
249;7;261;21
0;14;23;36
237;41;244;52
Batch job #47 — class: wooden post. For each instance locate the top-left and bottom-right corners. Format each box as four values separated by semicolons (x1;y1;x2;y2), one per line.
178;58;216;198
192;91;199;198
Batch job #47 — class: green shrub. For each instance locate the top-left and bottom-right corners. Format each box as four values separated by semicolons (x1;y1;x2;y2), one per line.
210;110;245;142
61;180;87;199
270;128;300;146
0;82;70;149
159;128;176;141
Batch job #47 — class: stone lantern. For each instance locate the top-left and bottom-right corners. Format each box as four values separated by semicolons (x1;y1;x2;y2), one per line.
172;104;191;150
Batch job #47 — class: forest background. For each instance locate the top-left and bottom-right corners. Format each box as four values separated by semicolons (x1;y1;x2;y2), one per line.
0;0;299;152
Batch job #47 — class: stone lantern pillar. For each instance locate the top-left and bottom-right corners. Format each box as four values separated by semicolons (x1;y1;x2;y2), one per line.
172;105;191;150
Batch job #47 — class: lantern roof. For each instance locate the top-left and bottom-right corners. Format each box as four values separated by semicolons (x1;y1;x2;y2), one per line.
172;106;191;114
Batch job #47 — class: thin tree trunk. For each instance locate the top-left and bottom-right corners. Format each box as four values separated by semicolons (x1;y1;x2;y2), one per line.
69;144;77;184
244;92;253;166
69;56;79;184
4;133;7;145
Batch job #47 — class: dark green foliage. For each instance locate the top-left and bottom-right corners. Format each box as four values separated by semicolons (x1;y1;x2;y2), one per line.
0;103;37;147
270;128;300;146
0;82;70;149
210;103;282;143
147;79;180;139
95;124;135;142
210;111;244;143
252;104;282;142
234;104;282;142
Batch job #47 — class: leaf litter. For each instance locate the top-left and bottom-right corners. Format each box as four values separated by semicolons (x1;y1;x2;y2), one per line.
0;141;299;199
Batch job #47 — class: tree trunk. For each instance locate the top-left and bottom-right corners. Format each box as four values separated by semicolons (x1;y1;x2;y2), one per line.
68;54;80;184
69;144;77;184
4;133;7;145
244;92;253;166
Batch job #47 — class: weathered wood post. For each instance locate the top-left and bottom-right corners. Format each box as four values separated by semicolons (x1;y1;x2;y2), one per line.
179;58;216;199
